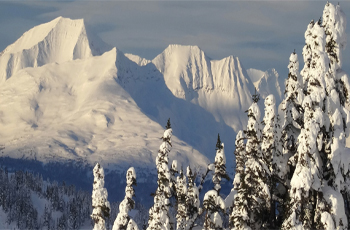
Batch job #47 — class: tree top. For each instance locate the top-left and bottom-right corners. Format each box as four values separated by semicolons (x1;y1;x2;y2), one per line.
252;88;260;103
216;133;223;150
165;118;171;129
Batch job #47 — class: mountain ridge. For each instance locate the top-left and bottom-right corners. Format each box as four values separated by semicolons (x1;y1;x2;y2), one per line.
0;17;283;175
0;48;210;173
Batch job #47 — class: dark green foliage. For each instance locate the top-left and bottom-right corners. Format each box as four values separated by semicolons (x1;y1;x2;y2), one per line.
252;88;260;103
166;118;171;129
186;166;198;221
215;133;222;150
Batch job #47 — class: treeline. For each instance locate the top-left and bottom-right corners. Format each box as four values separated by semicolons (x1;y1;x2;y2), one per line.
0;168;147;229
0;168;90;229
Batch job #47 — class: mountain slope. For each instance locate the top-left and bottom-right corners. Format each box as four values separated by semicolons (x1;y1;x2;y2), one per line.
0;48;208;172
152;44;255;132
0;17;111;83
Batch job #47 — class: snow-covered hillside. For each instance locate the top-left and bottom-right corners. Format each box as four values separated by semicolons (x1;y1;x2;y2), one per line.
0;17;270;176
247;68;284;103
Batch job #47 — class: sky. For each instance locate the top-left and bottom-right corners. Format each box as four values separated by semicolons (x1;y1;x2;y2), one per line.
0;1;349;79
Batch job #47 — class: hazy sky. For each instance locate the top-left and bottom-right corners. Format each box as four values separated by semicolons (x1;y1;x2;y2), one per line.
0;1;349;78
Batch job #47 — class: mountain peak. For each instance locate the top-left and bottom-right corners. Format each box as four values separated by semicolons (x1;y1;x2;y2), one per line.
2;17;84;54
0;17;111;82
247;68;283;103
166;44;202;50
159;44;206;59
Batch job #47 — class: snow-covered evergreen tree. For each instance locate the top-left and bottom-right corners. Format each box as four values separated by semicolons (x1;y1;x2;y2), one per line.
112;167;137;230
322;2;350;228
323;2;347;83
185;166;200;230
230;179;250;230
91;163;110;230
203;136;228;229
233;131;246;193
213;134;229;193
203;190;225;230
229;130;251;230
273;115;289;227
282;20;332;230
300;20;315;94
262;94;276;173
282;51;304;176
243;98;270;229
175;167;187;230
147;119;173;230
262;94;282;228
170;160;179;198
226;130;246;213
169;160;178;229
275;52;304;227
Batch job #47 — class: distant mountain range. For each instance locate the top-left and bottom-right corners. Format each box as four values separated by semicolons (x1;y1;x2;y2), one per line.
0;17;285;175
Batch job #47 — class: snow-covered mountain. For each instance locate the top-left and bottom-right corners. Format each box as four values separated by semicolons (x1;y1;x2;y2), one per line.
127;45;255;132
152;45;255;132
0;17;265;177
0;47;210;173
247;68;284;103
0;17;111;83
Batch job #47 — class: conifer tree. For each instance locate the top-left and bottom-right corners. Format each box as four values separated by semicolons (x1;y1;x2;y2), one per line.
203;137;228;229
233;131;246;192
262;95;276;173
91;163;110;230
203;190;225;230
175;167;187;230
215;134;222;151
282;51;304;176
262;94;280;228
166;118;171;130
322;2;350;227
300;20;315;94
229;130;250;230
226;130;246;212
282;20;331;230
113;167;138;230
243;97;270;229
273;114;288;227
169;160;179;230
170;161;178;205
213;135;229;193
147;119;173;230
185;166;200;230
170;160;178;197
274;52;304;227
